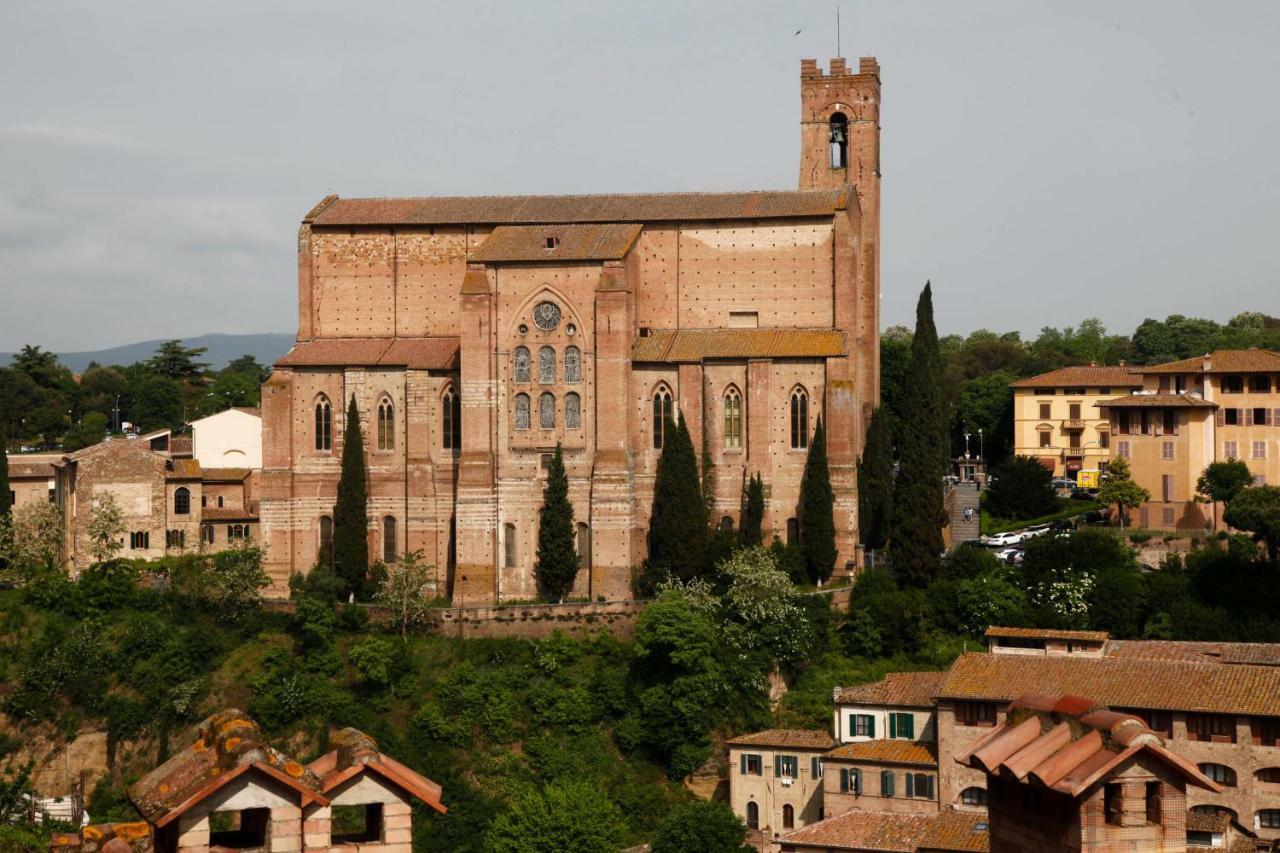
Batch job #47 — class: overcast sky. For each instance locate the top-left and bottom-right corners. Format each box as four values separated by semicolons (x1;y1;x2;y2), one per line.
1;0;1277;352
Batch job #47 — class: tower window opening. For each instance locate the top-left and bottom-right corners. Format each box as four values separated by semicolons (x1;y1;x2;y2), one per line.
829;113;849;169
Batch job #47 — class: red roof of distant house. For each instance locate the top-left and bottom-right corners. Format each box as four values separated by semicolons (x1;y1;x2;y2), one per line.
777;808;989;852
1095;394;1218;408
1009;365;1142;388
1141;348;1280;374
725;729;836;750
834;671;946;708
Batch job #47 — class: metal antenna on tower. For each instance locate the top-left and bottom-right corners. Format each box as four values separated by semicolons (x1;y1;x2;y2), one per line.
836;5;841;57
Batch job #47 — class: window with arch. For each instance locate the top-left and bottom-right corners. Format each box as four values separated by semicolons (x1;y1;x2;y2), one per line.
315;396;333;451
130;531;149;549
829;112;849;168
565;392;581;429
166;529;184;549
577;523;591;570
383;516;397;564
652;387;673;449
173;487;190;515
1198;763;1237;787
1259;768;1280;784
539;392;556;429
514;393;531;430
564;346;581;383
442;386;461;450
723;386;742;449
745;801;759;831
377;397;394;451
790;387;809;449
960;787;988;806
504;523;516;568
1261;810;1280;829
539;346;556;384
217;496;224;508
513;346;531;383
200;524;214;545
319;516;333;556
1191;805;1235;818
782;804;794;830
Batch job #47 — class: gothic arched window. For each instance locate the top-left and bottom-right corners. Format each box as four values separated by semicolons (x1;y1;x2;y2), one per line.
565;392;581;429
577;523;591;570
539;346;556;384
514;393;531;431
723;386;742;449
504;522;517;568
173;487;190;515
442;386;461;450
377;397;394;451
652;386;673;449
564;346;581;383
319;516;333;556
315;396;332;451
790;387;809;449
539;392;556;430
513;346;531;383
829;112;849;168
746;801;759;830
383;516;397;564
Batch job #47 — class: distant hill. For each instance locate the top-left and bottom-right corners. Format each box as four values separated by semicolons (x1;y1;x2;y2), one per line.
1;333;295;374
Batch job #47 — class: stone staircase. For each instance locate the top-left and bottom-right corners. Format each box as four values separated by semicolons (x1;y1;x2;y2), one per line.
950;482;982;545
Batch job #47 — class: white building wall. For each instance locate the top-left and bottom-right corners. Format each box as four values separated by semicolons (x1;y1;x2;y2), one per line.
833;704;936;744
191;409;263;469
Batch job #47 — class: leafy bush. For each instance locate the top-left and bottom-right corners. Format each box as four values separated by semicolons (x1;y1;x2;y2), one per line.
650;801;752;853
984;455;1058;520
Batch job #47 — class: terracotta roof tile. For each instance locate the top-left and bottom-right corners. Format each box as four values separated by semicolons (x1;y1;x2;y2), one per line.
1104;640;1280;666
1186;810;1233;833
168;436;193;456
986;627;1108;642
276;337;460;370
201;507;258;521
1010;366;1142;388
1142;348;1280;374
1094;393;1218;408
468;223;642;262
633;328;846;362
725;729;836;750
5;453;59;479
307;728;446;815
200;467;252;482
778;809;989;852
834;672;946;707
167;459;202;480
824;739;938;766
916;810;991;853
308;189;851;227
936;652;1280;716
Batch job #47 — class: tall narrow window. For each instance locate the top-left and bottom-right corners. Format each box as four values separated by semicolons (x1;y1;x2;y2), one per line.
504;522;516;568
652;387;673;449
829;113;849;168
442;386;461;450
745;802;758;831
577;523;591;571
315;396;332;451
782;804;794;830
514;393;531;430
565;392;581;429
173;487;190;515
377;397;394;451
382;516;397;564
319;516;333;557
723;387;742;449
564;346;581;383
539;346;556;384
539;392;556;429
790;387;809;449
787;518;799;546
513;347;531;383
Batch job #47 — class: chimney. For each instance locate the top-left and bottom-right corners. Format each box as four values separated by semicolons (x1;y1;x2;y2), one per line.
1202;353;1212;372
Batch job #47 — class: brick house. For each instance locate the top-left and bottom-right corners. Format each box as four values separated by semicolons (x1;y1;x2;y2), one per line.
50;710;444;853
259;57;882;602
727;729;836;849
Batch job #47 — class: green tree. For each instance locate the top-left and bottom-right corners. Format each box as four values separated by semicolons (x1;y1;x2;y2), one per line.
483;781;624;853
0;422;10;518
224;354;270;381
799;415;836;584
147;340;210;379
1098;457;1150;533
985;455;1058;520
63;412;108;453
11;345;67;390
650;801;752;853
952;370;1016;465
647;413;707;585
536;444;578;601
86;492;125;563
1197;460;1255;506
1223;486;1280;564
739;473;764;547
130;374;181;430
332;396;369;598
2;501;64;575
376;550;439;638
208;370;261;411
890;283;948;587
208;546;271;622
857;406;893;551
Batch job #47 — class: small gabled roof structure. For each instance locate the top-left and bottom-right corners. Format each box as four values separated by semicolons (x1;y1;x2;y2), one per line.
129;710;327;827
307;728;447;815
724;729;836;751
834;671;946;708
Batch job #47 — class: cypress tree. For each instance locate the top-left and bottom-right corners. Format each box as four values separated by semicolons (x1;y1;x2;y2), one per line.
800;415;837;584
890;283;948;587
536;443;578;601
740;473;765;547
332;395;369;598
857;406;894;551
0;423;10;518
647;412;707;583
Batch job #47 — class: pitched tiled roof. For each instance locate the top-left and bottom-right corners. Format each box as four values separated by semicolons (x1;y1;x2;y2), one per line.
824;739;938;766
725;729;836;750
936;652;1280;716
1186;810;1233;834
1094;393;1218;408
1009;366;1142;388
955;694;1218;798
201;507;258;521
468;223;642;263
632;328;846;362
200;467;252;482
1105;640;1280;667
986;627;1108;642
777;809;989;852
5;453;59;479
167;459;202;480
276;336;460;370
1141;348;1280;374
834;672;946;708
168;436;193;456
307;728;446;815
307;189;851;227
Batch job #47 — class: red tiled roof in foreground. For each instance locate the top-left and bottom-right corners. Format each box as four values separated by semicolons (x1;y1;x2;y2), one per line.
276;336;460;370
834;671;946;708
955;693;1220;798
777;808;989;852
1009;365;1142;389
725;729;836;751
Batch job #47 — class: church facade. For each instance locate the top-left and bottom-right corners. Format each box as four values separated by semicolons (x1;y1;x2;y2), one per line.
260;57;882;602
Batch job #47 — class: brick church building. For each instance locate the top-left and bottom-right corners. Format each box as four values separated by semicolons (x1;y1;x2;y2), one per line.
260;57;882;603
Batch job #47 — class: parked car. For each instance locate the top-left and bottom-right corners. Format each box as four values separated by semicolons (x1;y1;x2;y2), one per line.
1022;525;1051;539
985;531;1026;547
1070;489;1097;501
995;547;1022;563
1049;519;1075;532
1052;478;1076;491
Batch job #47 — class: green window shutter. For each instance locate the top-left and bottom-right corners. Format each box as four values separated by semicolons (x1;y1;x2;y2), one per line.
853;768;862;794
906;773;915;798
926;775;936;799
906;714;915;739
840;768;850;793
889;714;897;738
740;754;746;774
775;756;781;777
867;715;876;738
848;715;856;737
882;770;894;797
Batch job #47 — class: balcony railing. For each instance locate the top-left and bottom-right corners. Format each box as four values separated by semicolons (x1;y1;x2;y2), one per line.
1061;419;1086;430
